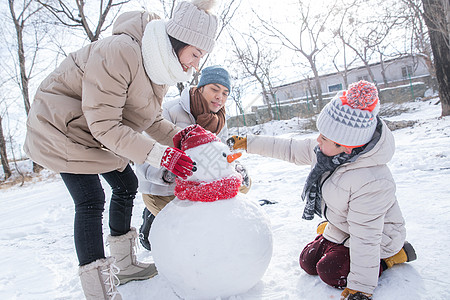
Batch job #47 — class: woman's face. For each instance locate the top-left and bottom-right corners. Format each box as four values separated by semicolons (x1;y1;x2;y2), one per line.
177;46;206;72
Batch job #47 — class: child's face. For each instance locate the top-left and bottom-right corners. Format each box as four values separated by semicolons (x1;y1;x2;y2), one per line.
316;134;350;157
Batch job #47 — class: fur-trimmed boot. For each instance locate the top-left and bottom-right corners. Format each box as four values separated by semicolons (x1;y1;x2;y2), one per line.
78;257;122;300
107;227;158;285
382;241;417;270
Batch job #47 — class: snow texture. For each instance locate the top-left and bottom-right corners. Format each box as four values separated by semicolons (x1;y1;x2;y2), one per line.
1;98;450;299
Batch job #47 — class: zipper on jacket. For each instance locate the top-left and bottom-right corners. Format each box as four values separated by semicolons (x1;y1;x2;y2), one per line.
320;169;350;246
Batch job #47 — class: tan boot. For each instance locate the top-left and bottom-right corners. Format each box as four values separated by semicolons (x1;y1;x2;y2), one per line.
107;227;158;285
78;257;122;300
383;241;417;269
316;221;328;235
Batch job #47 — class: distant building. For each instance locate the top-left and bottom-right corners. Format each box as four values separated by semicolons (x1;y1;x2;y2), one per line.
271;54;432;103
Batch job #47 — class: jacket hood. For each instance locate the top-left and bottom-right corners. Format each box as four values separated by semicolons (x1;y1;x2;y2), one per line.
112;11;160;45
342;120;395;171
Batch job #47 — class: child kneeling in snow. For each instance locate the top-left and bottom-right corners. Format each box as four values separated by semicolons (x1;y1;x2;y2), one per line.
227;81;416;300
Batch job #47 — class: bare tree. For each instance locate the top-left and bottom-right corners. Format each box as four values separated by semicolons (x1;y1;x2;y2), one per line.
401;0;435;81
229;31;280;120
421;0;450;116
256;1;337;111
0;76;11;179
333;0;407;99
37;0;130;42
400;0;449;116
6;0;49;173
330;0;360;90
7;0;45;116
0;114;12;180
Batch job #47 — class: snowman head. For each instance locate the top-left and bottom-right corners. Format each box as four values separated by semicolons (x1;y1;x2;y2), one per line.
173;125;242;182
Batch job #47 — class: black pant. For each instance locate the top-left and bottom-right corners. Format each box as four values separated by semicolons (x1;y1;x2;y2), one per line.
60;164;138;266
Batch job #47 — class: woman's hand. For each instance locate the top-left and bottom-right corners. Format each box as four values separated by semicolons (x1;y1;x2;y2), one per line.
160;147;195;179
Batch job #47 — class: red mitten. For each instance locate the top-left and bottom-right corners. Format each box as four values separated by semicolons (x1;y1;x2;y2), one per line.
160;147;194;179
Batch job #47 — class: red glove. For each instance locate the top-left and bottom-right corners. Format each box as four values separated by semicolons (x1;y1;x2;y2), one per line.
160;147;194;179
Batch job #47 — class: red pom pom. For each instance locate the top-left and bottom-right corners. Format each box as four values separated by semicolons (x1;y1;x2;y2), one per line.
345;80;378;110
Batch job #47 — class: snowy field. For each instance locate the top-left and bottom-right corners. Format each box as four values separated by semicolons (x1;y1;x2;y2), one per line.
1;98;450;300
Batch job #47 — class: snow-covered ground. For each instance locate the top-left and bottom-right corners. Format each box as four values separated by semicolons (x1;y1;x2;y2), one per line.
1;98;449;299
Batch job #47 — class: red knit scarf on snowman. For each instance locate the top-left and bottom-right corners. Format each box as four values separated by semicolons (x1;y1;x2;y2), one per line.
174;175;242;202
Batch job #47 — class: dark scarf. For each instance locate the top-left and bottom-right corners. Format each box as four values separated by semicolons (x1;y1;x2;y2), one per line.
301;117;383;220
189;87;225;135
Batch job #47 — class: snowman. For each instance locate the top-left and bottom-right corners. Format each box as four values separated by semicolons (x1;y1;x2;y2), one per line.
150;125;273;300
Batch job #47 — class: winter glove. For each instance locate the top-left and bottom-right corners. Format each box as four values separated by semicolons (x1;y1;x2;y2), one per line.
162;169;176;184
235;161;250;187
160;147;195;179
146;143;195;180
316;221;328;235
227;136;247;150
340;288;373;300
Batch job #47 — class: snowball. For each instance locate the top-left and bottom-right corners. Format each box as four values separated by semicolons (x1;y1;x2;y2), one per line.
150;195;273;300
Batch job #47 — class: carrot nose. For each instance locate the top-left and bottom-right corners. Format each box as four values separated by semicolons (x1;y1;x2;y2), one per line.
227;152;242;163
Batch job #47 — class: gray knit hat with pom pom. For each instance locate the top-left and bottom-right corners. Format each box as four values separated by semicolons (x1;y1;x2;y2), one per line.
316;80;380;147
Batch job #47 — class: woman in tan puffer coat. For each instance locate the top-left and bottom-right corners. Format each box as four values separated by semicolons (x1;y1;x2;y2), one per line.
227;81;416;300
23;1;218;299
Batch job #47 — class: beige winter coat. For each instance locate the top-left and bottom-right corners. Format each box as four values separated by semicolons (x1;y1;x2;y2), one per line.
24;11;179;174
247;120;406;294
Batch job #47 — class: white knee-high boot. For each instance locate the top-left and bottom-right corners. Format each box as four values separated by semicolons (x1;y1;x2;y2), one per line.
78;257;122;300
107;227;158;285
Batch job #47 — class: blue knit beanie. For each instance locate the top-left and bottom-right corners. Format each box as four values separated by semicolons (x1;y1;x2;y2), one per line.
197;66;231;91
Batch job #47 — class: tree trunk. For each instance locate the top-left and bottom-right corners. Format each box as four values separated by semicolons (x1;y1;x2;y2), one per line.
309;59;324;111
422;0;450;116
8;0;31;115
379;53;389;87
0;116;12;180
260;82;274;120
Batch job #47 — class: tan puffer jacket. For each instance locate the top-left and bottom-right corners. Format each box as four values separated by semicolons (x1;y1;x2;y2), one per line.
24;11;179;174
247;120;406;294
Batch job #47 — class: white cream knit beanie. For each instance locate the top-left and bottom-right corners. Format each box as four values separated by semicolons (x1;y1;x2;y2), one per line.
166;0;218;53
316;80;380;147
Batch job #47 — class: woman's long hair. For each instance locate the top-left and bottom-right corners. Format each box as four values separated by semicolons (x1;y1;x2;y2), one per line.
169;35;188;58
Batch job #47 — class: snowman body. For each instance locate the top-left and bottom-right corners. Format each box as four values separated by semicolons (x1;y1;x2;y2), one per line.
150;140;273;300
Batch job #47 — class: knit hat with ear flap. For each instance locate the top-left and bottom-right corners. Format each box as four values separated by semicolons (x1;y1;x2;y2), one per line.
173;124;220;152
316;80;380;147
166;0;219;53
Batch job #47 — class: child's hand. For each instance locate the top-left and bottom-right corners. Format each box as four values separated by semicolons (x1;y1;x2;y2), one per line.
341;288;372;300
235;161;250;187
227;136;247;150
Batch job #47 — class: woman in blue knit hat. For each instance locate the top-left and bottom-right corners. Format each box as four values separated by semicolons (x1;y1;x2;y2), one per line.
136;65;251;250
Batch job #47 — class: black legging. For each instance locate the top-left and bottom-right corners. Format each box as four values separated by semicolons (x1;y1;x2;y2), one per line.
60;164;138;266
